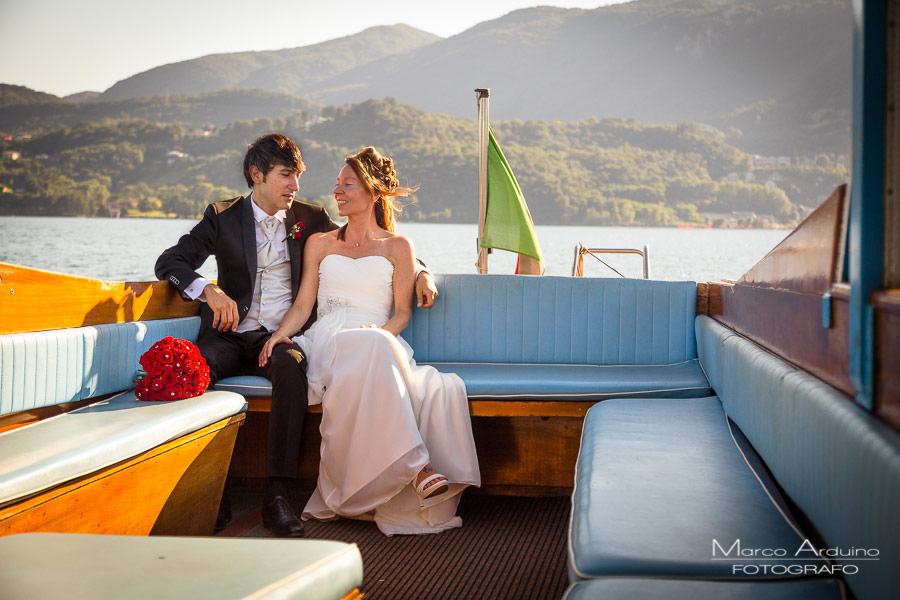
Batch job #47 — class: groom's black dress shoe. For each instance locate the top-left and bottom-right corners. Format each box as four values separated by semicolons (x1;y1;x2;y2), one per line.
261;495;305;537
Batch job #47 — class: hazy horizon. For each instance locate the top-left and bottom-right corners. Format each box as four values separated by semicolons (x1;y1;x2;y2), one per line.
0;0;625;97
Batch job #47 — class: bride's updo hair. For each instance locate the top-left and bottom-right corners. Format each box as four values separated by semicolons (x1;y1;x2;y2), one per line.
343;146;417;234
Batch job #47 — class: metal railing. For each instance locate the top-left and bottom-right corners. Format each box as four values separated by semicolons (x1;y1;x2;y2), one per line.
571;244;651;279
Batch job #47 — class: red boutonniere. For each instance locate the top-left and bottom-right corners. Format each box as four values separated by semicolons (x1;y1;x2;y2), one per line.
134;336;210;401
284;221;305;241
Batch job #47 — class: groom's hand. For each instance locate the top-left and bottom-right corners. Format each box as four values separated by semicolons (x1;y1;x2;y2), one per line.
203;284;239;331
416;272;439;309
259;334;292;367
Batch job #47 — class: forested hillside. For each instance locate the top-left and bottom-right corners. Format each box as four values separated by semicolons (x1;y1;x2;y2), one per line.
0;99;844;226
0;88;320;132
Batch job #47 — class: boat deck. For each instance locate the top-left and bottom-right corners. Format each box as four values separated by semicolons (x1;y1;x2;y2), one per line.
219;484;570;600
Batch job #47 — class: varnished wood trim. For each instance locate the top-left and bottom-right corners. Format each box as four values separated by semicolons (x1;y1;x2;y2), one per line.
873;288;900;311
875;289;900;432
0;413;244;536
707;281;726;315
469;400;595;417
246;396;595;418
0;263;200;334
736;185;846;294
696;282;711;316
340;590;363;600
712;284;852;395
230;408;586;491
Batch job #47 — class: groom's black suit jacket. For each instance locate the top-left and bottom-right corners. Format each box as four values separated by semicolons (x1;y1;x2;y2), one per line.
155;196;339;337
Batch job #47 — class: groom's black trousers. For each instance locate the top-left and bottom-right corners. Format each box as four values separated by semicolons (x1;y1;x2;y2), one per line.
197;328;308;479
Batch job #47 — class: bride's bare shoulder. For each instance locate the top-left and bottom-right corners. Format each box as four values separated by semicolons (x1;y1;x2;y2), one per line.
308;230;337;244
305;230;337;255
384;233;414;261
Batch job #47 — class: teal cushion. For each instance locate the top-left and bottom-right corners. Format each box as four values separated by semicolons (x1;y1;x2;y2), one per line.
0;317;201;415
695;315;900;600
402;275;697;365
216;375;272;397
0;390;246;506
570;396;814;580
0;533;362;600
427;359;709;400
82;318;201;398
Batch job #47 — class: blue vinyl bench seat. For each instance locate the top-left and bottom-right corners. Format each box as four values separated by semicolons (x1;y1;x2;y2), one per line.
218;275;710;403
0;390;246;507
426;359;710;400
0;317;247;512
566;315;900;600
0;533;363;600
217;359;711;401
569;396;819;582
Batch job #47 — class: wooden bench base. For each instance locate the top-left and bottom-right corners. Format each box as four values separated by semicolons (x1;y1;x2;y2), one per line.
229;399;594;494
0;413;245;536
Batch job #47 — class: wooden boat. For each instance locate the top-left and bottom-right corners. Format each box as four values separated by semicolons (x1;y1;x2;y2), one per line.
0;2;897;598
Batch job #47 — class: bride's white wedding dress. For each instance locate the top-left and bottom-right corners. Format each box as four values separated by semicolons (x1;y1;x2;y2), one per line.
294;254;481;535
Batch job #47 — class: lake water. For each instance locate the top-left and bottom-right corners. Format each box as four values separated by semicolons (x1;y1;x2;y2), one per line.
0;216;788;283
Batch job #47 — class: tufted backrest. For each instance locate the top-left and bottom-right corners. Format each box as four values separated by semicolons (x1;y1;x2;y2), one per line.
695;315;900;600
402;275;697;365
0;317;201;416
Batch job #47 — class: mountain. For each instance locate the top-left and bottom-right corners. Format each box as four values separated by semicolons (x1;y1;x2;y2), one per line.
303;0;851;155
0;84;66;109
74;0;851;156
97;25;440;101
0;86;320;131
65;91;101;102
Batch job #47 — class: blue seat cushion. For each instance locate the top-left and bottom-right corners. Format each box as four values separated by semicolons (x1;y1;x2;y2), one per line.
0;317;201;416
563;578;844;600
426;359;709;400
215;376;273;397
695;315;900;600
402;275;698;365
0;390;246;506
570;396;815;580
0;533;362;600
217;360;711;402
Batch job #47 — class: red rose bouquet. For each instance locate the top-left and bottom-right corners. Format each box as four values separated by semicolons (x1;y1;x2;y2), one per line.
134;336;211;401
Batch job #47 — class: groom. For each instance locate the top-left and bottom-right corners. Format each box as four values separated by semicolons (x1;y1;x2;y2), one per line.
155;133;438;537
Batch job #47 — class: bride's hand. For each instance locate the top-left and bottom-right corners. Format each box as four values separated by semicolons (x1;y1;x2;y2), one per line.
259;334;293;367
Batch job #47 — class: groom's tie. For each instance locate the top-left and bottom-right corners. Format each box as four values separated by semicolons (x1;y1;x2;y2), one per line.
259;216;279;267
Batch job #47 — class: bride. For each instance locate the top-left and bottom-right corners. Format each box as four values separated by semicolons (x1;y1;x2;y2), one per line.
259;146;480;535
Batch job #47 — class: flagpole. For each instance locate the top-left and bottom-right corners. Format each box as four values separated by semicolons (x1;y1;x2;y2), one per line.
475;88;490;274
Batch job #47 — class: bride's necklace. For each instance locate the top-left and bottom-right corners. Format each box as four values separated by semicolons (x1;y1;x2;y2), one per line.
347;234;367;247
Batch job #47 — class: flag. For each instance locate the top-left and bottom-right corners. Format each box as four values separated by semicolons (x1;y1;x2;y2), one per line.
481;127;545;275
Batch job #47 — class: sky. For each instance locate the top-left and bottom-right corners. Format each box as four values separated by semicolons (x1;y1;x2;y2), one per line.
0;0;626;98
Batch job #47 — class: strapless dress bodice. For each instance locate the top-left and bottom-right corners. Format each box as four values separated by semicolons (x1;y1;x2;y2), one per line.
317;254;394;328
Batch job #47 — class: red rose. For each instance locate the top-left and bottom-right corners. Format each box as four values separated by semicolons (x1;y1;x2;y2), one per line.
285;221;305;241
166;385;185;400
136;337;210;402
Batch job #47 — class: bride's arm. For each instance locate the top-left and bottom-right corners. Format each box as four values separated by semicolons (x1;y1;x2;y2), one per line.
382;236;416;337
259;233;327;366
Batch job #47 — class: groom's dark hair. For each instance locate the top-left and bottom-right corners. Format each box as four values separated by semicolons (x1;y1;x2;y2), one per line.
243;133;306;188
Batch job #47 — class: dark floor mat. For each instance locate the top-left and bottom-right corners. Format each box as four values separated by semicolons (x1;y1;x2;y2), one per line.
228;487;570;600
